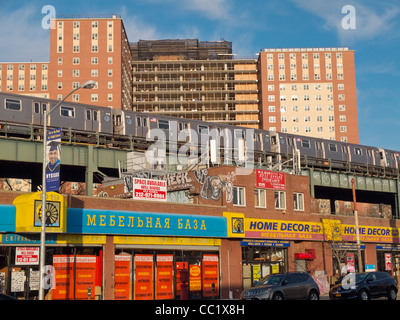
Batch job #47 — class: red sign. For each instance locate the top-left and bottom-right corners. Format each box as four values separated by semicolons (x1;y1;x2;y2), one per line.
133;178;167;202
346;253;355;272
385;253;392;271
202;255;219;297
175;262;188;297
15;247;39;265
115;255;131;300
156;255;173;300
256;170;285;190
134;254;153;300
189;264;202;292
52;255;97;300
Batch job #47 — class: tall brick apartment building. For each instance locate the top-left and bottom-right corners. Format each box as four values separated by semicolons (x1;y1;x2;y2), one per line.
258;48;359;143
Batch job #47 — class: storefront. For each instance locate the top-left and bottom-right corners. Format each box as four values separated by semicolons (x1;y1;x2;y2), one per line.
0;192;228;300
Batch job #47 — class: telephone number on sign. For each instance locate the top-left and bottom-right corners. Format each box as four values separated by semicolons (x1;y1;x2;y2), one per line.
135;191;166;199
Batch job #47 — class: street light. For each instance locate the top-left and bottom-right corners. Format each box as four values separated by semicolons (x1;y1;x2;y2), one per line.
351;178;363;273
39;80;96;300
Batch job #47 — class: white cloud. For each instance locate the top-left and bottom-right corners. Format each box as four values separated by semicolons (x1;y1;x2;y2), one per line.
180;0;230;20
290;0;400;44
0;6;49;62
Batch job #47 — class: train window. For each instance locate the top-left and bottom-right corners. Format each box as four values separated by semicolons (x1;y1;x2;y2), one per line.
198;125;209;134
158;119;170;130
115;115;122;126
301;139;310;148
354;147;362;155
34;102;40;113
86;110;91;120
137;117;141;127
341;145;348;153
5;98;21;111
271;136;277;145
60;106;75;118
142;117;147;127
328;144;337;152
93;111;98;122
42;103;47;113
235;130;244;139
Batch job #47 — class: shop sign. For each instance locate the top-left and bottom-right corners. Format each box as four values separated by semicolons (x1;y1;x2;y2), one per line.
114;236;221;247
13;192;67;234
346;253;355;272
189;265;202;292
202;255;219;298
341;224;399;243
256;170;285;190
68;208;227;238
245;218;323;241
134;255;153;300
15;247;39;265
156;255;173;300
115;255;131;300
240;239;290;247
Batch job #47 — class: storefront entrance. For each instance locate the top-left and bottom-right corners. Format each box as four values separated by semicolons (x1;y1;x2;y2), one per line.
241;240;289;289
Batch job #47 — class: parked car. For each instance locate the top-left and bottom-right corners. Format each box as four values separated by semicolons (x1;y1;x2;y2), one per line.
240;272;320;300
0;293;18;300
329;271;398;300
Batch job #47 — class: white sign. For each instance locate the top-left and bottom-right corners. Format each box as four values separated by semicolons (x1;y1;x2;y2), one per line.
15;247;40;265
132;178;167;202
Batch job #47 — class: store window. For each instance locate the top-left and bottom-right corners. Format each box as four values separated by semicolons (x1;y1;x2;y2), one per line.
242;245;288;289
114;249;219;300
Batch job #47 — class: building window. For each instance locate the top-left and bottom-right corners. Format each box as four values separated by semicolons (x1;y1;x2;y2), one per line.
92;57;98;65
91;94;98;102
293;193;304;211
233;187;246;206
254;189;266;208
274;191;286;210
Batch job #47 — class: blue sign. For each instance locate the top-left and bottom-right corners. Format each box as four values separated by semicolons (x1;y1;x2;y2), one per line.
240;239;291;247
1;233;57;244
0;205;16;232
45;128;61;192
67;208;228;238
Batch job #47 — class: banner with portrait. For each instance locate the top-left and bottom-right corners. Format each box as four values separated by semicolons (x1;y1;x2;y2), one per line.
46;128;61;192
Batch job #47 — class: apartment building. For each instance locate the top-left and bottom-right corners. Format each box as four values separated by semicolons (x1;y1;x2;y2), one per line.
0;62;49;98
258;48;359;143
131;39;259;128
48;15;133;110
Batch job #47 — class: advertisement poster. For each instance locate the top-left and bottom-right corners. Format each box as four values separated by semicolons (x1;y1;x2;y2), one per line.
52;255;74;300
346;253;355;272
15;247;39;265
175;261;188;297
156;254;173;300
74;256;96;300
189;264;202;292
256;170;285;190
134;254;153;300
52;255;97;300
202;255;219;298
45;128;61;192
115;255;131;300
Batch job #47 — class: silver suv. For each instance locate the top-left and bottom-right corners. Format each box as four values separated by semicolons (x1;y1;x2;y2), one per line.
240;272;320;300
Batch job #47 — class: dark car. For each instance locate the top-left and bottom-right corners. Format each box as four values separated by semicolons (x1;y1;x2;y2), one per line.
329;271;398;300
0;293;18;300
240;272;320;300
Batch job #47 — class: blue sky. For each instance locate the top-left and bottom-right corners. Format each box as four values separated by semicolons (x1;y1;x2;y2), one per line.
1;0;400;150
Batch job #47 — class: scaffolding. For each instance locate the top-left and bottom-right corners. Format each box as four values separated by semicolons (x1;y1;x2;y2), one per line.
130;39;233;61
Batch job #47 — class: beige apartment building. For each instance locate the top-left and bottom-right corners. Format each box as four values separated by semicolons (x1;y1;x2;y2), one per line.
131;39;259;128
258;47;359;144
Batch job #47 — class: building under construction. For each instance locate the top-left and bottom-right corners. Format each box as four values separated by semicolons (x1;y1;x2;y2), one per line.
130;39;259;128
130;39;233;61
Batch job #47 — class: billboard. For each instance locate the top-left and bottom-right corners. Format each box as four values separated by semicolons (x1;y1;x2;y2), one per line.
256;170;285;190
45;128;61;192
124;177;167;202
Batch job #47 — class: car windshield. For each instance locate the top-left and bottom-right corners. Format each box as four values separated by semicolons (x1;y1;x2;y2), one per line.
256;274;284;286
356;273;368;282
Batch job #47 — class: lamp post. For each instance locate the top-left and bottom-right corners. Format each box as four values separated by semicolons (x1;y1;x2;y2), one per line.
351;178;363;273
39;80;96;300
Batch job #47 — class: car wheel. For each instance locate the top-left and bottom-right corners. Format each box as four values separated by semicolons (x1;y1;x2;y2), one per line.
359;290;369;300
272;292;284;300
308;290;319;300
388;288;397;300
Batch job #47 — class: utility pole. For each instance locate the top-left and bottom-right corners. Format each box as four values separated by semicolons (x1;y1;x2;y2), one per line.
351;178;363;272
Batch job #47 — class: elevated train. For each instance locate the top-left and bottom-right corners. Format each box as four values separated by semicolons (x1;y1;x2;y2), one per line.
0;91;399;175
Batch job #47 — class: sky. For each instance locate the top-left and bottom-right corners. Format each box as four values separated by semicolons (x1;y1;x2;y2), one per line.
1;0;400;150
